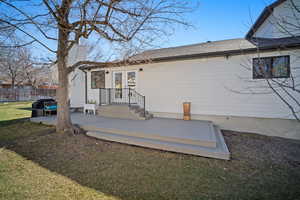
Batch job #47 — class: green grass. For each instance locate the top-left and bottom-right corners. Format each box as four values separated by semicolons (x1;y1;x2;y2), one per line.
0;149;119;200
0;102;300;200
0;101;39;143
0;101;32;122
0;102;118;200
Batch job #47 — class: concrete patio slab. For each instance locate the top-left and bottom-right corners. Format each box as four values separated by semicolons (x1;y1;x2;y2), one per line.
30;113;230;160
87;126;230;160
31;113;216;147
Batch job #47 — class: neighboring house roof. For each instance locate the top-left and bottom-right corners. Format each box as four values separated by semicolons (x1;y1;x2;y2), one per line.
0;81;15;85
245;0;287;39
38;85;58;89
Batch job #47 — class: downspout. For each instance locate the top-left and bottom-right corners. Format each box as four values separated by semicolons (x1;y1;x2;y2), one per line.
79;68;88;104
84;70;87;104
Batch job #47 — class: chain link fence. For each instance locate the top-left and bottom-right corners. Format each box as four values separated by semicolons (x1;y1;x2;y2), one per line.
0;88;56;102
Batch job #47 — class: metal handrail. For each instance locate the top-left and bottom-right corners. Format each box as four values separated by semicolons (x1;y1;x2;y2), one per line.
98;88;146;117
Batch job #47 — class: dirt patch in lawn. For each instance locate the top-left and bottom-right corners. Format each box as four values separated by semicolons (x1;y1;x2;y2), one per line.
4;123;300;200
223;130;300;167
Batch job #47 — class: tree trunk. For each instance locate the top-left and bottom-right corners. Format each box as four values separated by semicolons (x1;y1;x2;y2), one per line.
11;78;15;89
56;27;72;133
11;78;16;100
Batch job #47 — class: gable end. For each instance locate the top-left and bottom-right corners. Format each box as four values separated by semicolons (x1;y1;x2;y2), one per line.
246;0;287;39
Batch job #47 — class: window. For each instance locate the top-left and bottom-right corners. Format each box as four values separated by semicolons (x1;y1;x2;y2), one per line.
253;56;290;79
91;71;105;89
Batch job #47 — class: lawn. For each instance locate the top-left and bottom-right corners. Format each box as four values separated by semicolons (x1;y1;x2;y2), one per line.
1;102;300;200
0;101;32;122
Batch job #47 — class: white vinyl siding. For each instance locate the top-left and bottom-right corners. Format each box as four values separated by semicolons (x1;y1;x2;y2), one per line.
126;50;299;120
82;49;300;120
68;45;88;108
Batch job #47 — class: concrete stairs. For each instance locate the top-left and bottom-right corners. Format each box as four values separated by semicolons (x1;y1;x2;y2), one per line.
129;105;153;119
97;104;153;120
86;121;230;160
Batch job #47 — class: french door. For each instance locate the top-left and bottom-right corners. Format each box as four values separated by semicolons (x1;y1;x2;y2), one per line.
112;71;137;103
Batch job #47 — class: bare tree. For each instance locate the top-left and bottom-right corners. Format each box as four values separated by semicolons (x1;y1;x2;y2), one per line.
0;45;31;88
22;61;53;88
0;0;197;133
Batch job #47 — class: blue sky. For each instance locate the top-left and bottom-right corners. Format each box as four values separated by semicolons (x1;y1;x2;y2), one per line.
162;0;275;48
28;0;276;59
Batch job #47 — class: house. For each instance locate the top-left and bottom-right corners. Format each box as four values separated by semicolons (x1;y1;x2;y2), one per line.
69;0;300;140
0;80;58;90
0;81;33;89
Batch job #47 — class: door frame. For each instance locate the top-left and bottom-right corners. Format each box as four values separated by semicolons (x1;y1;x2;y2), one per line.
112;70;138;89
112;70;138;103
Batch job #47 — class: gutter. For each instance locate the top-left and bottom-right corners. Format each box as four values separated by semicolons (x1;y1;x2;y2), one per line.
79;68;88;104
149;43;300;63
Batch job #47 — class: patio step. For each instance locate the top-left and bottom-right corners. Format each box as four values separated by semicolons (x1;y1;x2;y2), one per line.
129;106;153;119
86;126;230;160
97;105;152;120
82;120;217;148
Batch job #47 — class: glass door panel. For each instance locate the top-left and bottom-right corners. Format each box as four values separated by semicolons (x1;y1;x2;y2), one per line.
127;71;136;89
113;72;123;99
126;71;137;104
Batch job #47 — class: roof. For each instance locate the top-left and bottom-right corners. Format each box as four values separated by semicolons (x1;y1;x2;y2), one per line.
0;82;32;86
80;36;300;70
129;36;300;61
38;85;58;89
129;38;256;61
81;36;300;70
246;0;287;39
250;36;300;47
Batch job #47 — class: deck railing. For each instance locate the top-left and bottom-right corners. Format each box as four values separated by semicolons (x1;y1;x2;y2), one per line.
98;88;145;117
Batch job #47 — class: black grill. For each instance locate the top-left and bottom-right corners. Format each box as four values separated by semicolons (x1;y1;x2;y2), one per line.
31;99;56;117
32;99;55;109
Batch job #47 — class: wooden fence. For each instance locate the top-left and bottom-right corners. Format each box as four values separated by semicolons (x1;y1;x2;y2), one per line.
0;88;56;102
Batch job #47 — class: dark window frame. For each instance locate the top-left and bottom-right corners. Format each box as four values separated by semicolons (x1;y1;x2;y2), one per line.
91;70;105;89
252;55;290;79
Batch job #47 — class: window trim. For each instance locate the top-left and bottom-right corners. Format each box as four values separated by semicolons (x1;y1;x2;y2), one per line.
252;55;290;79
91;70;105;89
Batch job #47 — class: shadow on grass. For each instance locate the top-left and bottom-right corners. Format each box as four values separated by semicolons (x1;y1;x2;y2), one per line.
0;118;30;127
0;120;56;149
17;107;33;111
2;121;300;200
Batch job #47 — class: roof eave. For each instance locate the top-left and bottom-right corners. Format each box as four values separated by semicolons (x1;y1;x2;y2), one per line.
245;0;287;39
80;43;300;70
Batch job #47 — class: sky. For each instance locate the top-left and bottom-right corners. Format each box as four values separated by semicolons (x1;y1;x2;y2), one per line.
27;0;276;59
161;0;275;48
